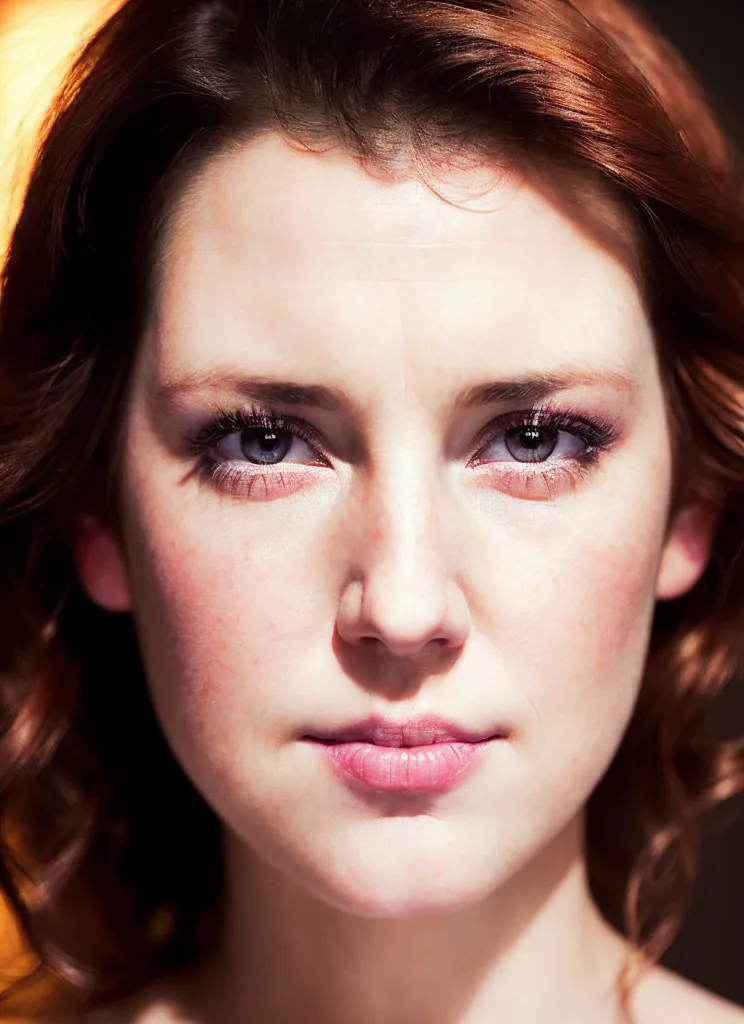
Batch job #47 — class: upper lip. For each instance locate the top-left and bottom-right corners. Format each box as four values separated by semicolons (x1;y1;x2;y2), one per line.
303;715;507;747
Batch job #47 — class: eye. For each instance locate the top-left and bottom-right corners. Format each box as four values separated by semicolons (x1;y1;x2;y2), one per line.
216;419;319;466
478;421;586;464
469;406;616;468
184;406;332;499
189;408;329;468
466;405;621;500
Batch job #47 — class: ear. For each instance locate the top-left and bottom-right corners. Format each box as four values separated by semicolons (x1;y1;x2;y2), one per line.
655;495;723;602
74;514;132;612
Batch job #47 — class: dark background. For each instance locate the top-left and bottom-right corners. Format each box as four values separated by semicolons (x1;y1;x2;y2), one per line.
628;0;744;1005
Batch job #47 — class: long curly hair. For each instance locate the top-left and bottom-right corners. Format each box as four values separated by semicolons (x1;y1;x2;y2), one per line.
1;0;744;1019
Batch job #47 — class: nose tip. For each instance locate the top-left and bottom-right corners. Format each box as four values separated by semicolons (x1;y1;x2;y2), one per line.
336;577;471;657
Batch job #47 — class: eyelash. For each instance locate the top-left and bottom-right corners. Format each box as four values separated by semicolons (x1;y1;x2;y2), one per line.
185;402;621;501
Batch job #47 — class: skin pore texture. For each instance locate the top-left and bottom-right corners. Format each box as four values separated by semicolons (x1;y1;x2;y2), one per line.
74;132;744;1024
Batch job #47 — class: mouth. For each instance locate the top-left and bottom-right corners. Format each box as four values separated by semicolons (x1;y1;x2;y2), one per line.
301;716;508;795
301;714;509;749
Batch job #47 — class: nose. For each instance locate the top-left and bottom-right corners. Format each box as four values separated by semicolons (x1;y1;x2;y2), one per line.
335;458;472;658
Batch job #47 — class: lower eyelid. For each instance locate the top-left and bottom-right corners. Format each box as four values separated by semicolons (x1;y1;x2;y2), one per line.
199;461;314;499
472;459;596;499
207;445;597;479
203;456;594;504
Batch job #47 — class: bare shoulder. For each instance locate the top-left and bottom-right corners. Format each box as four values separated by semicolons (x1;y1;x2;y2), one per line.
633;962;744;1024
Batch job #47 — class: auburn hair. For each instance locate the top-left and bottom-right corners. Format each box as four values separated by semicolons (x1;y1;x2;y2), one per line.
1;0;744;1019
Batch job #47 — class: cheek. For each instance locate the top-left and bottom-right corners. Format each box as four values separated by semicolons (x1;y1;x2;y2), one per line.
494;507;664;800
554;531;657;662
120;484;333;751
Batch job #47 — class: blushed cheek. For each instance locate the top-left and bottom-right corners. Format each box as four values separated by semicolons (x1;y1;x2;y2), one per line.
121;495;309;742
498;483;668;775
576;534;659;658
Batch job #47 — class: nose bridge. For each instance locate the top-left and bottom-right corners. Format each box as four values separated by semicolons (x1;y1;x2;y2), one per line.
365;456;437;571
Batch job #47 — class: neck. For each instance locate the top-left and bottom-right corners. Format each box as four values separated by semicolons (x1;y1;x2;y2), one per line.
185;815;630;1024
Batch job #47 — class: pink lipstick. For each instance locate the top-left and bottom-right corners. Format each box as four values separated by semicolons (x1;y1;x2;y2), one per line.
303;715;506;794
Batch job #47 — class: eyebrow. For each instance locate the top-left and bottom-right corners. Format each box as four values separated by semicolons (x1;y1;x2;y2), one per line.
155;365;638;412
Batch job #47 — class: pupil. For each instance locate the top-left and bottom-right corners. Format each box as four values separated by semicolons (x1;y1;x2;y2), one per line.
240;428;292;464
259;430;280;451
504;424;557;463
520;427;542;450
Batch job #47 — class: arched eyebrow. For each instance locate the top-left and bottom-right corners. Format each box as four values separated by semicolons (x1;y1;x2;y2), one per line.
455;367;638;405
154;365;638;413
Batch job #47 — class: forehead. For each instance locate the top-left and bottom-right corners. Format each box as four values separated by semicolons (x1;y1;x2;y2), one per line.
147;132;652;393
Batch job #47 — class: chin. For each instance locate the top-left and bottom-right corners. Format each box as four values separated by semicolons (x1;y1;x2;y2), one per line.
303;870;499;919
264;825;523;918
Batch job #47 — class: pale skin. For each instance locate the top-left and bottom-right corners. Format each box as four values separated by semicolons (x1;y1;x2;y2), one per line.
74;132;744;1024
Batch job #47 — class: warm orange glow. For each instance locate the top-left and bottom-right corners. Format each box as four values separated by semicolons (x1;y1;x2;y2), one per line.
0;0;119;266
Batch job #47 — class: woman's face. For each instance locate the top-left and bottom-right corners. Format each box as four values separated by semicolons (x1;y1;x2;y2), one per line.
77;133;717;916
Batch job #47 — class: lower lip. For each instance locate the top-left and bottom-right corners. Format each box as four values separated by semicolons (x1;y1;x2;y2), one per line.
307;738;499;794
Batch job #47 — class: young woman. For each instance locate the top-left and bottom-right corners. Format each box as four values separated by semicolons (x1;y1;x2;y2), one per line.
1;0;744;1021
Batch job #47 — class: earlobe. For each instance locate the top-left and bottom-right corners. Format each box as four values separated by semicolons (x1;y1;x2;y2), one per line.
655;496;723;602
74;514;132;612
